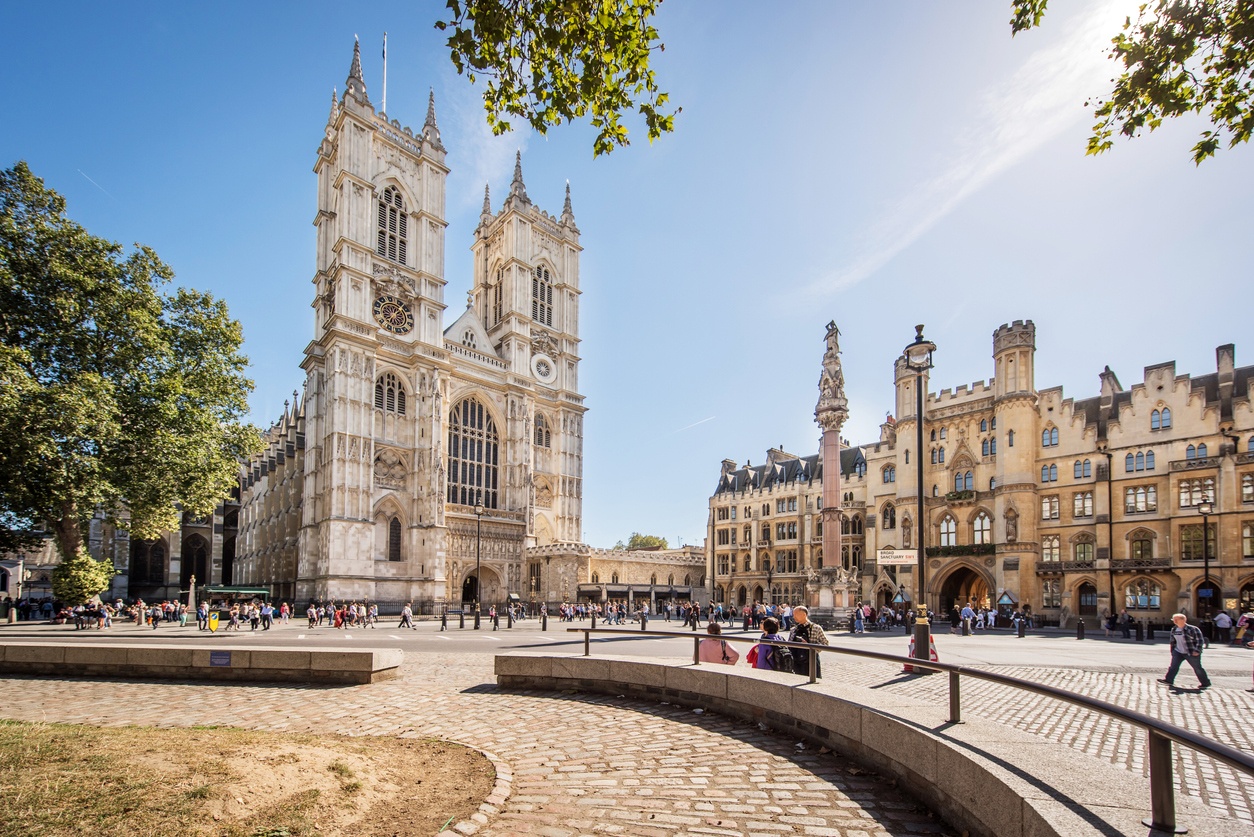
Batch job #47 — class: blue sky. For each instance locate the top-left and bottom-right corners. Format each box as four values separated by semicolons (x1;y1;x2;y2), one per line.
3;1;1251;549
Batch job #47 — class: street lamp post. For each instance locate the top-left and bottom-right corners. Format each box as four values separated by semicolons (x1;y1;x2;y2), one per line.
474;503;484;630
1198;500;1213;634
904;324;936;671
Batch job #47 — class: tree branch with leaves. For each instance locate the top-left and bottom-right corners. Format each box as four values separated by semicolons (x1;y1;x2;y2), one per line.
437;0;679;156
1013;0;1254;163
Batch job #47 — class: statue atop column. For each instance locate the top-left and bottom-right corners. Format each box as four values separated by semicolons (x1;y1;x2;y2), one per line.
814;320;849;431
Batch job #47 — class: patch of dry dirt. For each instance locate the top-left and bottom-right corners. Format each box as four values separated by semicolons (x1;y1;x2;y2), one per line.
0;721;493;836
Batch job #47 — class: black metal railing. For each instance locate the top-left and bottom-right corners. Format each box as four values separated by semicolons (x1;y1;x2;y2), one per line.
565;626;1254;834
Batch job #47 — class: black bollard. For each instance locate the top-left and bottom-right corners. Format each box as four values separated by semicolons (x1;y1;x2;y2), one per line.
591;612;597;629
962;620;970;637
1147;622;1155;640
1016;618;1026;638
640;613;647;631
1076;619;1085;640
1135;621;1144;642
507;610;513;629
542;610;548;631
459;611;465;629
474;610;481;630
493;613;499;630
441;612;447;631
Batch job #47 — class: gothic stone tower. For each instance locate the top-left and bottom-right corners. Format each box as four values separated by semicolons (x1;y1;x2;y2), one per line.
294;40;585;606
468;155;585;549
298;42;451;602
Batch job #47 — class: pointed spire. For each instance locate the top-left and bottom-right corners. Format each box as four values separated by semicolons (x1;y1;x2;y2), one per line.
345;37;369;105
561;180;576;227
481;183;492;216
328;87;339;122
508;150;529;202
422;88;443;148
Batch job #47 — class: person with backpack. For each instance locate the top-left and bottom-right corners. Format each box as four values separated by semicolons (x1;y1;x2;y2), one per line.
749;617;793;673
789;605;829;677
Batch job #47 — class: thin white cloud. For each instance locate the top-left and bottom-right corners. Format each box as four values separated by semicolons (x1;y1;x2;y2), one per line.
674;416;716;433
800;0;1140;300
440;67;530;215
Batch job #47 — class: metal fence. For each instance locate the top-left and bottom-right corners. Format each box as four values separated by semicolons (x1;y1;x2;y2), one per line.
566;626;1254;835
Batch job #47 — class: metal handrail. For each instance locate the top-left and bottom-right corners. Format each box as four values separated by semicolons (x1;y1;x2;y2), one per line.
566;625;1254;834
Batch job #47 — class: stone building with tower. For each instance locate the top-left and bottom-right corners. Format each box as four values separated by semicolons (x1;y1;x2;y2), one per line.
30;41;702;611
230;41;588;608
708;320;1254;627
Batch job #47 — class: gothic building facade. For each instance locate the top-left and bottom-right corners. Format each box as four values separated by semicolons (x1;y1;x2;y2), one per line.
230;43;587;606
708;320;1254;626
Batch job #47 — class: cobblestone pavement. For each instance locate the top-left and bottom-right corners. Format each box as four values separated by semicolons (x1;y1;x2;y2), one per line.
0;654;954;837
819;653;1254;825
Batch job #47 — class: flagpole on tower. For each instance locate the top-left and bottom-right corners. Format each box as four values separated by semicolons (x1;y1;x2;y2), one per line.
382;32;388;115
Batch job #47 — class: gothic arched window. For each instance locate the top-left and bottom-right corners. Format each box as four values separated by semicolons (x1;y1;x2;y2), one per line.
534;414;552;448
532;265;553;326
130;539;166;585
973;512;991;545
374;373;407;415
882;504;896;529
448;397;500;508
940;516;956;547
388;517;402;561
376;186;407;264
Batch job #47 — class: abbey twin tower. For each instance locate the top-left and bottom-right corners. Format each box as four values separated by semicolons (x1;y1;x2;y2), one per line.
231;43;587;606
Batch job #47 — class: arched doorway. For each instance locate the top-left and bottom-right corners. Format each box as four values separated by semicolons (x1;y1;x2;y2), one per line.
1195;580;1221;618
937;565;991;615
462;567;503;608
737;586;747;607
752;585;764;604
876;585;894;610
1077;582;1098;618
1240;581;1254;614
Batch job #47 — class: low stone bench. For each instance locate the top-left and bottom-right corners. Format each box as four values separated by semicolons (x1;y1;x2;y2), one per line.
0;643;402;685
496;653;1233;837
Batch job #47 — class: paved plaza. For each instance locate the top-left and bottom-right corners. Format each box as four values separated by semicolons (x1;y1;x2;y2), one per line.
2;621;1253;834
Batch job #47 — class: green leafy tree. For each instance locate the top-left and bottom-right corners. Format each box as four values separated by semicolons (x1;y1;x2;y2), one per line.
51;550;116;605
436;0;679;156
613;532;668;550
0;162;261;570
1012;0;1254;163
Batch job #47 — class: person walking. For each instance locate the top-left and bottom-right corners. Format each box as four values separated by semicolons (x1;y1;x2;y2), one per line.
1213;609;1232;644
399;602;415;629
1158;613;1212;690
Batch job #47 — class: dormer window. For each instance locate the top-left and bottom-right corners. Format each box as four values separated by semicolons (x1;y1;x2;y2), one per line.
376;186;407;264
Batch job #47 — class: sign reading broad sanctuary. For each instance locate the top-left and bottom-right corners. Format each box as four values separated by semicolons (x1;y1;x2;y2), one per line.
877;549;917;566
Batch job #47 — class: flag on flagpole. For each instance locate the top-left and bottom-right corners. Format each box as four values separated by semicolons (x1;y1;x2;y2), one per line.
382;32;388;114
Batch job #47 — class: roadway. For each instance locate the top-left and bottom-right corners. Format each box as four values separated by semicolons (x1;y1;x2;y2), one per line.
4;616;1254;684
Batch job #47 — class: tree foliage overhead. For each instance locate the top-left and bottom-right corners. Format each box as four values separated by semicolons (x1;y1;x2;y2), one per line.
0;162;261;564
436;0;678;156
1012;0;1254;163
613;532;668;550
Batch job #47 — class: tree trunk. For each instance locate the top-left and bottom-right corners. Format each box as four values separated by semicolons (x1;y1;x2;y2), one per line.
53;500;82;561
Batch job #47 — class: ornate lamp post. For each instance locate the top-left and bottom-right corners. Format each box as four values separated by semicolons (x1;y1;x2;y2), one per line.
474;502;484;630
1198;500;1214;631
904;325;936;670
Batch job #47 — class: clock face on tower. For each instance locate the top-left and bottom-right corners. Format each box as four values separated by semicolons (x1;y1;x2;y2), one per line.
372;295;414;334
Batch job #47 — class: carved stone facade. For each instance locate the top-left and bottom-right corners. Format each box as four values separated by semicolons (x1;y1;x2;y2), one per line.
710;320;1254;626
233;45;587;607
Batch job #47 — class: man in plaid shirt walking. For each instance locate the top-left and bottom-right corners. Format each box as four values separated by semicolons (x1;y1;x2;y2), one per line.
1158;612;1212;690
